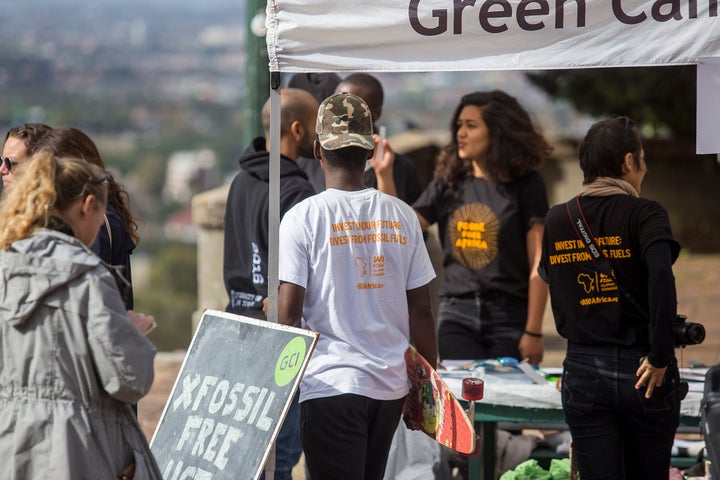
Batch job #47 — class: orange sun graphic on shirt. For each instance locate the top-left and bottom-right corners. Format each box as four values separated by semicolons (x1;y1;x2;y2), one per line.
448;203;499;270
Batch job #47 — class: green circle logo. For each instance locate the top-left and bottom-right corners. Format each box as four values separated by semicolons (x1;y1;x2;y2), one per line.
275;337;307;387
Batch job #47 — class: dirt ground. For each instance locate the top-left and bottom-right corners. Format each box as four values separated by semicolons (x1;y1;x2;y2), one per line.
138;253;720;479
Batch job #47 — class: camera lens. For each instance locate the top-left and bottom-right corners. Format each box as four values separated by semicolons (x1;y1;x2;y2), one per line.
686;323;706;345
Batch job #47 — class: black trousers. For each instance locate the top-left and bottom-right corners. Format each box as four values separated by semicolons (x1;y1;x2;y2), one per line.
438;294;525;361
300;394;405;480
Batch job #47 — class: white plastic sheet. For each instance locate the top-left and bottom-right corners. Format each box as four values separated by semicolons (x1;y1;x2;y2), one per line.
443;376;702;417
697;57;720;154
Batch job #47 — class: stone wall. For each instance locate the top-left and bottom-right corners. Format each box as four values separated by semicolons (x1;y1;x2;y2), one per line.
191;185;230;330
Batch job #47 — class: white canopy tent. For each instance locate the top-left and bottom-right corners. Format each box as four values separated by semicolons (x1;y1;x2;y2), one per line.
262;0;720;321
258;2;720;477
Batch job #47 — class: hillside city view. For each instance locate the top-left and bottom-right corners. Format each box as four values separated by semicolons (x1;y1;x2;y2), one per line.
1;0;254;349
3;0;701;352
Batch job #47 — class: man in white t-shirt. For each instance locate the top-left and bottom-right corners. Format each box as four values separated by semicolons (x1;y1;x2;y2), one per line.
277;92;438;480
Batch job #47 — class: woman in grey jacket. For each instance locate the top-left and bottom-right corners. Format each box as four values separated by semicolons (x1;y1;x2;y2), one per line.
0;153;161;479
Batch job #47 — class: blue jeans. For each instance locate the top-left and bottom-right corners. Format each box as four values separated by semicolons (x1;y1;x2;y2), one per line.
562;344;681;480
262;392;302;480
437;293;525;360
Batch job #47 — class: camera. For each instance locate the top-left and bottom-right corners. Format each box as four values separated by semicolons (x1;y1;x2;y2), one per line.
675;314;705;347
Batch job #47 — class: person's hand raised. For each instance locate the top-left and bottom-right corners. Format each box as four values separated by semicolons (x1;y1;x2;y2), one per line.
370;135;395;177
371;135;397;197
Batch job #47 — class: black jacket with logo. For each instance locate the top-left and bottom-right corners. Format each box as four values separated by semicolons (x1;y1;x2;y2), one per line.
539;194;680;367
223;137;315;318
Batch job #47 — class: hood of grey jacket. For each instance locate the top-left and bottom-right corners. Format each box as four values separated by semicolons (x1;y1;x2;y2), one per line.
1;229;102;327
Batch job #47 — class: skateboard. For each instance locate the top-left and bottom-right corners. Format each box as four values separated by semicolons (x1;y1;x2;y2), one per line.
402;345;481;455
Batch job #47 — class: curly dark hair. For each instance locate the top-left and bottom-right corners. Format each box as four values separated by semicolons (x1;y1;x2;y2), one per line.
434;90;552;187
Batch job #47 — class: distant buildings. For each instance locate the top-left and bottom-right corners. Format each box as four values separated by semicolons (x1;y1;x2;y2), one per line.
162;148;222;243
162;148;219;204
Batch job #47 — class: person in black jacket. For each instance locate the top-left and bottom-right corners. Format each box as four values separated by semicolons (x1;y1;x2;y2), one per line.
222;87;318;480
289;73;342;193
538;116;682;480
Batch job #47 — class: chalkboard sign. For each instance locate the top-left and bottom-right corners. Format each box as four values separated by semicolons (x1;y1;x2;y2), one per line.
150;309;318;480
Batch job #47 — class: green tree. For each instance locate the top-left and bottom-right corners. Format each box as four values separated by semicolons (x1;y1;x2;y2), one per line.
527;66;720;253
526;66;696;140
136;243;197;351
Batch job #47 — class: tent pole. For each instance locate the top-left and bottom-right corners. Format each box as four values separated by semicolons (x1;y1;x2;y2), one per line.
267;71;282;324
264;70;282;480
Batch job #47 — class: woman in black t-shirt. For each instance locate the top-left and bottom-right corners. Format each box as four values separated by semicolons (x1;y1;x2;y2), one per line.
413;90;552;365
373;91;553;479
538;117;681;480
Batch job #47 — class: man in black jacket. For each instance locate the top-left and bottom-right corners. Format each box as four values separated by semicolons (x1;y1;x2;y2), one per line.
222;88;318;480
290;73;342;193
223;88;317;320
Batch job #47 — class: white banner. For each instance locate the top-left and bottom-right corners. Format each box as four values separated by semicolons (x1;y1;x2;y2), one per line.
266;0;720;72
697;57;720;154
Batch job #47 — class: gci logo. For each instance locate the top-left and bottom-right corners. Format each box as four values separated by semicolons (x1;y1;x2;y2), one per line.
275;337;307;387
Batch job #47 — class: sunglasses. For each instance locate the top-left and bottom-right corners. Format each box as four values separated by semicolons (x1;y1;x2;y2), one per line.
2;157;18;172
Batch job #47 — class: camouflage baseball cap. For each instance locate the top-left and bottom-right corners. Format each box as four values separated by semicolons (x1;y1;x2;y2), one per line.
316;92;374;151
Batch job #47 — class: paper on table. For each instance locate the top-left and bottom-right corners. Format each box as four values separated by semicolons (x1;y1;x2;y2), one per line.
518;360;549;385
440;359;486;379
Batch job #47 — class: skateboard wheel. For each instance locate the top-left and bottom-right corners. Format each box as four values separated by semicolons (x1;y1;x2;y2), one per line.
462;377;484;401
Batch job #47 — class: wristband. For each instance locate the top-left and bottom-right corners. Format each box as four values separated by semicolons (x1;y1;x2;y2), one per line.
523;330;543;338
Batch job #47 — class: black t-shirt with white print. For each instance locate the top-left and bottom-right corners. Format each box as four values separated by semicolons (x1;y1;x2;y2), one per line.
539;194;680;366
414;171;548;301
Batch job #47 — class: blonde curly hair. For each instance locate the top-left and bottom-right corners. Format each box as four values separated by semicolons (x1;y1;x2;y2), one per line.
0;152;108;250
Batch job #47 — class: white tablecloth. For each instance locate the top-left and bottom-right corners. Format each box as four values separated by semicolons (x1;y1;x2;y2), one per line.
441;371;703;418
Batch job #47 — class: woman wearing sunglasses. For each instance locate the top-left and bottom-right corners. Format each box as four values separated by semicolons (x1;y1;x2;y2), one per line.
1;123;52;190
3;125;140;311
